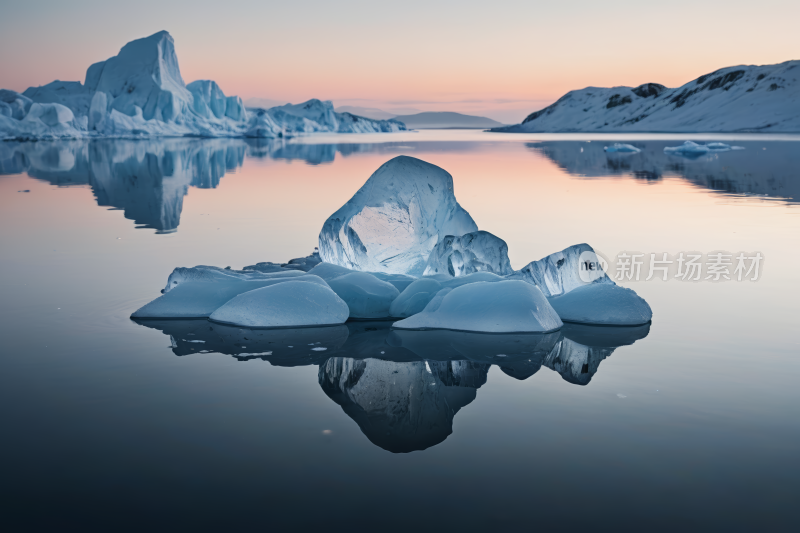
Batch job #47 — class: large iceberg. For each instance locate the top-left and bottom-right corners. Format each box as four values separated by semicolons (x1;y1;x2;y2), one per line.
1;32;406;141
208;280;349;328
422;230;512;277
318;156;478;275
393;280;563;333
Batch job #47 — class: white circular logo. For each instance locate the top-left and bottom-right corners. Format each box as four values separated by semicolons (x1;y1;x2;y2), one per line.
578;250;609;283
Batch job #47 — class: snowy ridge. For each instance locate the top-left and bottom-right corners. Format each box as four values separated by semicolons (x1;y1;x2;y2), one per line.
492;60;800;133
0;31;405;141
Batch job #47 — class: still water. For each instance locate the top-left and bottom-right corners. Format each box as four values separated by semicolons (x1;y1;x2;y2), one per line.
1;131;798;531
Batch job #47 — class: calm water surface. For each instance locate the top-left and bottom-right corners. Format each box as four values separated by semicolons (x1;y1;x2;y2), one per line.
1;131;798;531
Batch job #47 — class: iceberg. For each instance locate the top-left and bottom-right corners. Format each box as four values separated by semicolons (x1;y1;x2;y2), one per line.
1;32;405;141
326;272;400;319
318;156;478;275
392;280;563;333
547;284;652;326
208;280;349;328
422;230;512;277
604;143;641;153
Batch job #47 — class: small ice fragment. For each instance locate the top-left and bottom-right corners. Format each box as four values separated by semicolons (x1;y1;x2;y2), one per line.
288;346;293;348
617;394;627;398
381;351;385;354
322;429;332;435
496;354;507;357
311;347;327;351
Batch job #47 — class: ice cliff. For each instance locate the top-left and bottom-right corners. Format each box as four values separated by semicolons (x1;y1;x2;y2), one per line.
492;61;800;133
0;31;405;140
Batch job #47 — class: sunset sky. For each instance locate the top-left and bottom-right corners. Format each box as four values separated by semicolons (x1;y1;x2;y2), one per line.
1;0;798;123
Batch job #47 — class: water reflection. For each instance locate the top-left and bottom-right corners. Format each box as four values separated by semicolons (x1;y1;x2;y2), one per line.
3;137;795;235
528;140;800;203
133;319;649;452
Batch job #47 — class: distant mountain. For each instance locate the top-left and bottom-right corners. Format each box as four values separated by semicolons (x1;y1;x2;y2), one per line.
492;60;800;133
334;106;397;120
392;112;504;129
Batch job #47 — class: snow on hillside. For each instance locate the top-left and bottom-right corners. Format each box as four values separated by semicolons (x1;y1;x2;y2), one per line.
0;31;405;141
493;61;800;133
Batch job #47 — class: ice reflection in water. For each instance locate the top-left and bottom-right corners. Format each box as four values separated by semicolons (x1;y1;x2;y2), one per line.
2;137;797;235
133;319;649;453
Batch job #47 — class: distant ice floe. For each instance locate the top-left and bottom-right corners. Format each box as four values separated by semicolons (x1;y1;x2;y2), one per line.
664;141;745;156
604;143;641;153
132;156;652;331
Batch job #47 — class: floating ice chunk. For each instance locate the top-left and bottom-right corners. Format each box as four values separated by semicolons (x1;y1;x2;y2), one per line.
132;274;329;319
664;141;744;156
547;283;652;326
308;262;416;292
208;281;349;328
389;278;444;318
507;243;614;297
392;281;563;333
318;156;478;276
423;231;512;277
327;272;400;319
604;143;641;153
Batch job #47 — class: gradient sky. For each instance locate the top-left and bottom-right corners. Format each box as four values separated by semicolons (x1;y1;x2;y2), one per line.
1;0;798;123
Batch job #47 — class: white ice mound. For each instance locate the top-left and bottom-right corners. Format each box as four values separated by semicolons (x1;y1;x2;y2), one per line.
327;272;400;319
389;278;443;318
507;243;614;297
318;156;478;276
132;273;328;319
604;143;641;153
547;284;652;326
423;230;512;277
306;262;415;292
209;280;349;328
664;141;744;156
392;281;563;333
164;265;305;293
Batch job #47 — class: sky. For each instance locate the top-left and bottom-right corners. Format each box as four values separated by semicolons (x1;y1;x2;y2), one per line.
1;0;798;124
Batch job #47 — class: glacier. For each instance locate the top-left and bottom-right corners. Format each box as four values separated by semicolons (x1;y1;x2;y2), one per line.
318;156;478;276
0;31;406;141
492;60;800;133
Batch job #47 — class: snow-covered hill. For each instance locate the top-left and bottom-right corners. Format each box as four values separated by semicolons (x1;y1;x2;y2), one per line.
0;31;405;141
492;61;800;133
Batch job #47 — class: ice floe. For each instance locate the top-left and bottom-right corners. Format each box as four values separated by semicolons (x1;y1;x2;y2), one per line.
393;280;563;333
664;141;744;156
208;280;349;328
604;143;641;153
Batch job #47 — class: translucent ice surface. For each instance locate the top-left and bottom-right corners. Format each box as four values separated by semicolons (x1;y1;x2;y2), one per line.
318;156;478;276
327;272;400;319
423;231;512;277
547;284;652;326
